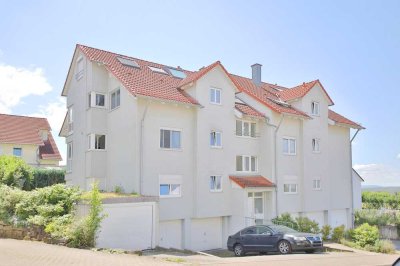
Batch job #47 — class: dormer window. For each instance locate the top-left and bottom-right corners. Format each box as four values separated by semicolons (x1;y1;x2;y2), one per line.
311;101;320;116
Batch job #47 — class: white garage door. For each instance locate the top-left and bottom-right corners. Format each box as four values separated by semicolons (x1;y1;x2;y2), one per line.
159;220;182;249
191;217;222;251
330;209;348;228
96;203;154;251
305;211;325;227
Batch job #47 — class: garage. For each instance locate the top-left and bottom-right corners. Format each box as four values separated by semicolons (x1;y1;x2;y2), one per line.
159;219;183;249
190;217;223;251
329;209;348;228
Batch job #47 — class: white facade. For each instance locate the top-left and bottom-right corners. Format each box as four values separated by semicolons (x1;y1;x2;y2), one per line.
61;46;363;251
352;168;364;210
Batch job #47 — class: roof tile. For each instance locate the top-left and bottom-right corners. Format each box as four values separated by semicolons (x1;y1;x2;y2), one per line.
229;175;275;188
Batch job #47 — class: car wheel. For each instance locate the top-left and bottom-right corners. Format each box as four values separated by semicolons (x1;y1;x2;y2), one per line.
278;240;292;254
234;244;245;256
305;249;315;254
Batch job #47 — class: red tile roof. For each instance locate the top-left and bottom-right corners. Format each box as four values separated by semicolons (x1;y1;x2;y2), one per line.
278;80;334;106
328;110;365;129
229;175;275;188
76;45;199;105
0;114;62;161
235;103;265;118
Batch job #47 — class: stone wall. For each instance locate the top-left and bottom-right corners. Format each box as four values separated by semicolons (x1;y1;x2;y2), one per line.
0;222;56;243
379;225;398;240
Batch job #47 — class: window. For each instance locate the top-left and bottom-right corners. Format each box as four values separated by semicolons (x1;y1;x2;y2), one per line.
210;131;222;148
148;66;168;75
67;106;73;134
110;89;121;110
313;179;321;190
236;155;258;172
160;129;181;149
88;134;106;150
241;227;257;235
67;142;73;172
159;184;181;197
117;57;140;68
283;138;296;155
89;92;106;108
257;226;273;235
236;120;256;137
210;176;222;192
13;148;22;157
75;57;84;80
283;184;298;194
311;101;320;116
312;138;320;153
210;88;221;104
167;67;186;79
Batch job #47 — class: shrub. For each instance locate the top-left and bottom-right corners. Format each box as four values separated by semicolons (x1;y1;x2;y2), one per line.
67;182;105;248
31;169;65;189
296;216;320;234
355;209;396;227
362;191;400;210
272;213;298;230
374;240;395;254
345;228;355;240
353;223;379;247
332;225;345;242
0;185;26;223
321;225;332;241
0;155;33;190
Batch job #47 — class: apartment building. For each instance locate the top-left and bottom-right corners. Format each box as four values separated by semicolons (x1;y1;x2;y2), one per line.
0;114;62;167
60;44;364;251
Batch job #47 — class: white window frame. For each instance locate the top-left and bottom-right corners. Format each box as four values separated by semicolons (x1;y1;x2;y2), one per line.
312;138;320;153
311;101;320;116
209;87;222;105
67;106;73;134
110;88;121;110
210;131;222;148
283;183;298;194
75;57;84;80
159;184;181;198
67;142;73;173
313;179;321;190
88;134;106;150
88;92;106;108
160;128;182;150
236;120;257;138
236;155;258;173
283;137;296;155
210;175;222;192
13;147;22;157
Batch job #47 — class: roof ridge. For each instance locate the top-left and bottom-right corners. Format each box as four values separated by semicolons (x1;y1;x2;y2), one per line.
0;113;47;120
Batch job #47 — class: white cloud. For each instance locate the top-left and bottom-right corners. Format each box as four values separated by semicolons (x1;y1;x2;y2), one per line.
397;154;400;160
0;64;52;113
354;164;400;187
29;97;67;165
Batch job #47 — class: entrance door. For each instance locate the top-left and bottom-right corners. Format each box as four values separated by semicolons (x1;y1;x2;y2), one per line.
247;192;265;225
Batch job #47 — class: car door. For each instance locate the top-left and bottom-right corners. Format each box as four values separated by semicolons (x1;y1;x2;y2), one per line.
240;227;258;251
257;226;279;251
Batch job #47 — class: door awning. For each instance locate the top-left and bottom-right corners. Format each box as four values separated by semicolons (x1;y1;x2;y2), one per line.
229;175;275;188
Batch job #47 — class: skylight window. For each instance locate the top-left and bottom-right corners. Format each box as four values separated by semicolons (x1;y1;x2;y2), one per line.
148;66;168;75
167;67;187;79
117;57;140;68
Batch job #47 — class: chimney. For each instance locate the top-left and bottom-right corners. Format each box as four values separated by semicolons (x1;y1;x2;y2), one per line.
251;63;262;86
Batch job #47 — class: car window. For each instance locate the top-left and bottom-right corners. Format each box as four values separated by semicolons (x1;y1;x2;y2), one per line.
241;227;257;235
257;227;273;235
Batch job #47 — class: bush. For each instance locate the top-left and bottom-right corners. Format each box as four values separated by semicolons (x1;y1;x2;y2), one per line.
345;228;355;240
296;216;320;234
0;155;33;190
362;191;400;210
0;185;27;223
374;240;395;254
31;169;65;189
321;225;332;241
332;225;345;242
352;223;379;247
67;182;105;248
272;213;298;230
355;209;397;227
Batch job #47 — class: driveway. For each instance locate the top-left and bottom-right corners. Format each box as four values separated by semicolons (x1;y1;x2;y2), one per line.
0;238;399;266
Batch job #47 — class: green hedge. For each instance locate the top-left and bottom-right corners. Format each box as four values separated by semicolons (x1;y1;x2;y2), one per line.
31;169;66;189
362;191;400;210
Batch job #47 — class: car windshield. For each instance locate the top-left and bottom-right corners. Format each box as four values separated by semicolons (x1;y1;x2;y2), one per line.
268;224;298;234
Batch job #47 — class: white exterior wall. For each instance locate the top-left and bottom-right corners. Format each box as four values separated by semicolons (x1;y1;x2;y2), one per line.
352;171;363;210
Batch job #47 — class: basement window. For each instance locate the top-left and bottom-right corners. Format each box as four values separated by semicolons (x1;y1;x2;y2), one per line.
148;66;168;75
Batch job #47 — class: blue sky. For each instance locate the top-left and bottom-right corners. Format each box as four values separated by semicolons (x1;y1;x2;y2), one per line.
0;0;399;186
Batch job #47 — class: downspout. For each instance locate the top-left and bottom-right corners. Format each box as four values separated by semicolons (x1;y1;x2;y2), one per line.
265;114;284;218
139;103;150;195
350;128;361;228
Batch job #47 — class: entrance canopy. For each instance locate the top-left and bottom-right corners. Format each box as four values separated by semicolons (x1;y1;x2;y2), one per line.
229;175;275;188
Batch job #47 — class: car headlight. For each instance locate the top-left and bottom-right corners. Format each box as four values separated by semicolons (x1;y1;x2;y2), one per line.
294;236;307;241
